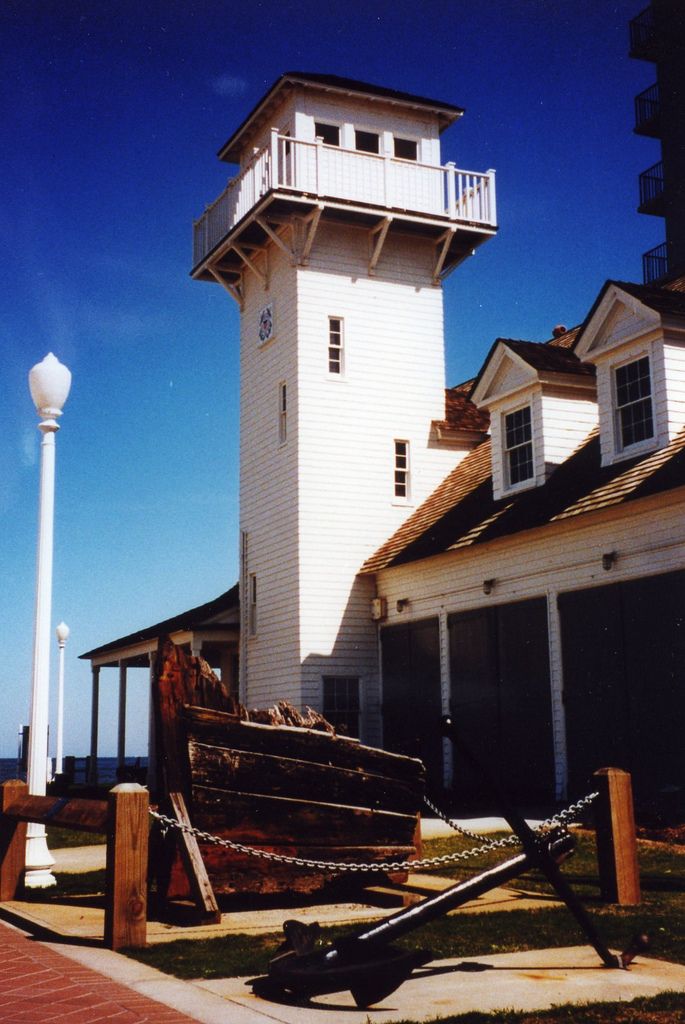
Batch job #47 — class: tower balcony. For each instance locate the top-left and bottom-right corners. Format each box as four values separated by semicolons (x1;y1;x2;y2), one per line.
192;131;497;285
638;160;665;215
634;83;661;137
629;6;658;61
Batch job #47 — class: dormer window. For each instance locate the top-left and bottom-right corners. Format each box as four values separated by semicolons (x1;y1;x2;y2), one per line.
614;355;654;451
315;122;340;146
504;405;534;486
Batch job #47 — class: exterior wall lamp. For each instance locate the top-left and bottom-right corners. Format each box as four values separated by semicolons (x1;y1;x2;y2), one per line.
396;598;410;612
602;551;618;571
482;578;496;595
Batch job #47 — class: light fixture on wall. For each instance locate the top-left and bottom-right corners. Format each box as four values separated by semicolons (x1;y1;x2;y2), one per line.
396;598;410;612
482;578;496;595
602;551;617;571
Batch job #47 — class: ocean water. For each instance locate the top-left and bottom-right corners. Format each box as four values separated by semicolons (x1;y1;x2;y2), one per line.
0;756;147;786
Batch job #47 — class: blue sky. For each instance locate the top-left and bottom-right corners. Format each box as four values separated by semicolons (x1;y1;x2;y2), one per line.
1;0;658;758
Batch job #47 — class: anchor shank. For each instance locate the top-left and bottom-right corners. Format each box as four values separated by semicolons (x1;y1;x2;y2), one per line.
329;833;573;958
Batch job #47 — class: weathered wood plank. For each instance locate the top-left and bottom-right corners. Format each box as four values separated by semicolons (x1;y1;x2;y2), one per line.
188;740;422;814
183;705;425;786
0;781;28;900
191;786;418;846
167;843;416;897
3;794;108;833
167;791;221;922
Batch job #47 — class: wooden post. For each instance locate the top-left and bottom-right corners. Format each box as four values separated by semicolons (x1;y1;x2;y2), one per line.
0;781;28;900
105;783;149;950
593;767;641;905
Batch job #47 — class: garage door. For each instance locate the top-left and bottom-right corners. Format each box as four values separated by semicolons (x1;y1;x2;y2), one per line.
448;598;555;803
380;618;444;792
559;570;685;798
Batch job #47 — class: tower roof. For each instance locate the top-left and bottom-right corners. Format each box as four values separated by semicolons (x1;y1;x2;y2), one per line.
218;71;464;163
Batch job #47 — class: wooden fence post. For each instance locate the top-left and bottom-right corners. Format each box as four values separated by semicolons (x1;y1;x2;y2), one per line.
0;780;28;900
593;767;641;905
104;783;148;950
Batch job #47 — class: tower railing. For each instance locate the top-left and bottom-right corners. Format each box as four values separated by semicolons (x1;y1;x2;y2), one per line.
642;241;668;284
193;133;497;267
634;83;660;135
638;159;665;210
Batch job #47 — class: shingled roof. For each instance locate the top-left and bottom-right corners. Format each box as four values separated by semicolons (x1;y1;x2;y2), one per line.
361;428;685;574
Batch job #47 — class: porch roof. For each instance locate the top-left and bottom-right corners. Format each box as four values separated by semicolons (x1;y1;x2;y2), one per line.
79;584;239;667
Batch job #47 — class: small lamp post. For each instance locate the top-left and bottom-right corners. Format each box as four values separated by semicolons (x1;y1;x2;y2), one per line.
25;352;71;889
55;621;70;777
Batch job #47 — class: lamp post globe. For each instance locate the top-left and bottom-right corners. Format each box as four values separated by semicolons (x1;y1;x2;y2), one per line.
25;353;71;889
55;622;70;777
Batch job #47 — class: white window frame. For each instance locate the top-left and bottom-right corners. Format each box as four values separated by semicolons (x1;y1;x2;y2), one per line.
248;573;257;637
322;676;361;738
278;380;287;445
314;121;340;146
354;127;380;154
328;316;344;375
393;439;410;501
393;136;418;161
612;352;655;455
503;403;534;490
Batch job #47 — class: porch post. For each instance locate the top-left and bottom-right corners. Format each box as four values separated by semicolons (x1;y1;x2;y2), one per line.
147;651;157;796
117;661;127;770
88;665;100;783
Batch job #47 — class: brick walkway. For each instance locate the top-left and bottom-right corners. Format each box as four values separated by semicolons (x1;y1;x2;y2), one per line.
0;920;199;1024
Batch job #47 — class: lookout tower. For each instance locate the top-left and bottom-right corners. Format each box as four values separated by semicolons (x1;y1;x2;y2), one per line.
191;72;497;742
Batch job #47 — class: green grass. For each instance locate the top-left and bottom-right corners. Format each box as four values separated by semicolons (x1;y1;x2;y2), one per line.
46;825;105;848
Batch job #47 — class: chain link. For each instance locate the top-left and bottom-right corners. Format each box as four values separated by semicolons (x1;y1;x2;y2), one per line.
148;790;597;875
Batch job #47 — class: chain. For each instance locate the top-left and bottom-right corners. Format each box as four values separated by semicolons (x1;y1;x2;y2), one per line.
149;790;597;875
422;790;599;842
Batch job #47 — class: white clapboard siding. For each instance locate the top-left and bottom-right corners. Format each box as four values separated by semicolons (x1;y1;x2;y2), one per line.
375;489;685;797
238;218;472;719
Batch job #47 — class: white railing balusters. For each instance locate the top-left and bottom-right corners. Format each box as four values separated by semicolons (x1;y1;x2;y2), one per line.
193;135;497;265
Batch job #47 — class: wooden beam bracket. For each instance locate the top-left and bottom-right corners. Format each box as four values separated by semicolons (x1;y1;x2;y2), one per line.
368;216;393;276
256;217;295;263
300;204;324;265
433;226;457;284
208;266;244;308
231;244;266;286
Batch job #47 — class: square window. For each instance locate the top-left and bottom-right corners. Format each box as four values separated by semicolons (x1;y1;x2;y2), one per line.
394;137;418;161
355;129;379;154
315;122;340;146
614;356;654;450
504;406;534;486
323;676;360;737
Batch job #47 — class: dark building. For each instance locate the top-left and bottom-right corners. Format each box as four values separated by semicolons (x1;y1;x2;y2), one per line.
630;1;685;282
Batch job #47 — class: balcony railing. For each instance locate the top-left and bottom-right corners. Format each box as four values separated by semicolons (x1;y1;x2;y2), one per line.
193;132;497;268
638;160;665;211
634;83;660;136
642;241;668;284
629;6;657;59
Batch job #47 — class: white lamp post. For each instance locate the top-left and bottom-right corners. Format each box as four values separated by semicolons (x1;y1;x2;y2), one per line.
25;352;71;889
55;621;70;777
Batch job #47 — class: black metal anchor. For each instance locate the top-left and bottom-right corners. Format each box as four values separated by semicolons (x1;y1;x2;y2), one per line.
253;716;648;1008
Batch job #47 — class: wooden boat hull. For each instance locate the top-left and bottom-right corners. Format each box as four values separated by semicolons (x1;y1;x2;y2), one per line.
154;640;425;900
